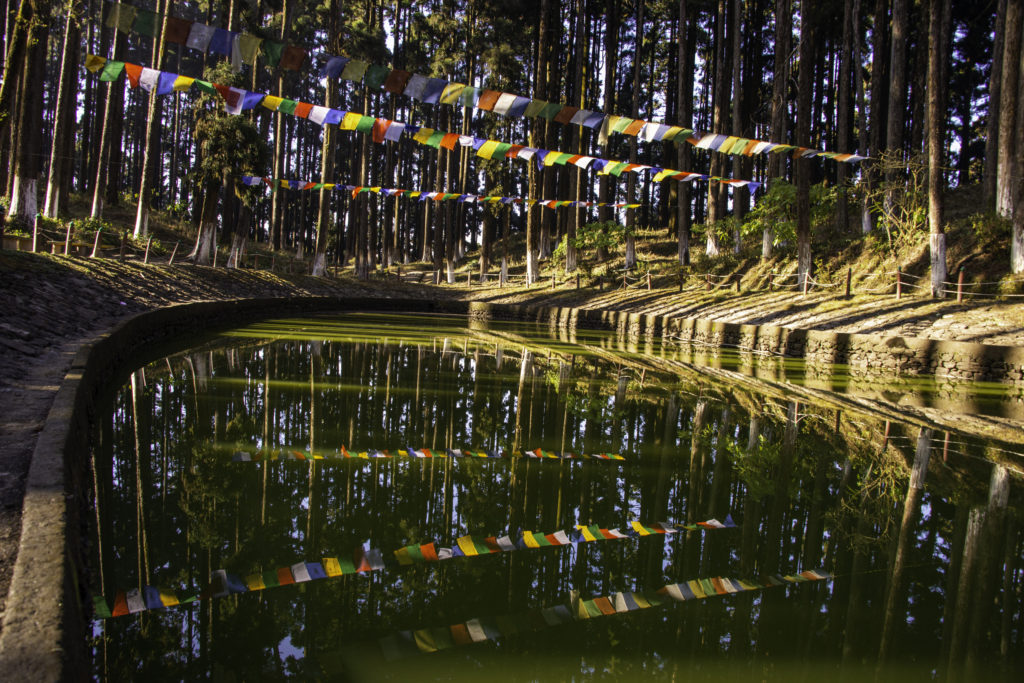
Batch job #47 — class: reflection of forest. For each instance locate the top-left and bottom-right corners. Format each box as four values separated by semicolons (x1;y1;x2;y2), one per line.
89;315;1022;680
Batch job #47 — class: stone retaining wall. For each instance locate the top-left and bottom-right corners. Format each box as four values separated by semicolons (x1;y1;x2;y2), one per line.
467;302;1024;385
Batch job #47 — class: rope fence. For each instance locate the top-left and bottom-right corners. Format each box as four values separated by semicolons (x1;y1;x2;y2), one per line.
8;219;1024;300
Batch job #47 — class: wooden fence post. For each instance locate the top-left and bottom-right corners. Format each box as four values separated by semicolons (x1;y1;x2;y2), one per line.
168;241;179;265
678;272;683;293
576;273;580;289
90;229;102;258
143;236;153;264
31;214;38;253
896;267;902;300
705;273;711;291
551;273;555;289
118;230;127;262
734;276;740;293
802;273;809;296
63;221;72;256
845;267;852;297
957;267;964;302
647;272;651;290
622;270;627;289
768;272;774;291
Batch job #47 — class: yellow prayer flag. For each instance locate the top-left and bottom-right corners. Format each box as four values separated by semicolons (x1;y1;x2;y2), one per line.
440;83;465;105
261;95;283;111
476;140;500;159
244;574;266;591
340;112;362;130
322;557;342;577
158;588;180;606
542;151;561;166
85;55;106;73
522;531;541;548
456;535;479;556
172;76;194;92
322;183;335;190
413;127;435;143
662;125;686;141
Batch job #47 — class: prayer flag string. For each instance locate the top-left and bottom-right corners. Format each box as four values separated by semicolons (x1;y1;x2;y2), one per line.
90;516;737;618
103;0;866;163
379;570;831;658
83;55;763;193
230;446;626;461
240;175;644;210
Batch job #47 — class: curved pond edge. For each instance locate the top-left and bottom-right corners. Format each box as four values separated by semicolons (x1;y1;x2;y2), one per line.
1;295;1021;680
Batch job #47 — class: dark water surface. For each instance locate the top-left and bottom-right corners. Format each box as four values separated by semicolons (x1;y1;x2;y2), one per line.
88;313;1023;681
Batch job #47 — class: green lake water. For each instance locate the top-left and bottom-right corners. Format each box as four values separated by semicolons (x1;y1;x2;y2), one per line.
87;312;1023;681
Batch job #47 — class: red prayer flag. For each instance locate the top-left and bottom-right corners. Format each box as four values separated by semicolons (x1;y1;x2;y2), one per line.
124;63;143;88
279;45;307;70
477;90;501;111
294;102;313;118
440;133;460;150
553;106;579;124
165;17;192;44
383;69;412;94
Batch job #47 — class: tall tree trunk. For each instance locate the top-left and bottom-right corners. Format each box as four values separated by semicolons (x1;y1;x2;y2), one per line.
705;0;729;256
43;0;81;219
928;0;950;296
676;0;694;265
133;1;169;237
312;0;340;277
984;0;1008;207
795;0;814;287
862;0;890;233
6;3;46;222
883;0;909;215
189;181;221;265
996;0;1021;219
730;0;747;230
624;0;645;270
835;0;855;234
766;0;791;256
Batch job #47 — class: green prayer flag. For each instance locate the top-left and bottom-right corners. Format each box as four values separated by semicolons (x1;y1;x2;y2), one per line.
612;117;633;133
336;558;356;574
553;152;573;165
262;40;285;67
538;102;563;120
364;64;390;89
492;142;512;158
131;9;158;37
92;595;112;619
261;570;280;588
524;99;548;118
355;115;375;133
607;162;628;177
278;99;298;115
193;80;217;96
98;60;125;81
425;131;445;148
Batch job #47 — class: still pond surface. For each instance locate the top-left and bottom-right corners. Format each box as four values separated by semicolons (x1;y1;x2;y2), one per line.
88;313;1023;681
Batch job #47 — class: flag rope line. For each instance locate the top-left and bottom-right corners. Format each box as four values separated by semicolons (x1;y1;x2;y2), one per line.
229;445;626;462
90;515;736;618
83;55;763;192
241;175;643;210
102;1;866;163
379;569;831;658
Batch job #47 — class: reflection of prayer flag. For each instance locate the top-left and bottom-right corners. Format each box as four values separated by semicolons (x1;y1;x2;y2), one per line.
186;23;215;51
105;3;137;33
421;77;447;104
364;64;390;89
208;28;236;56
277;567;295;586
280;45;307;70
404;73;428;99
440;83;465;104
383;69;411;93
245;574;266;591
291;563;312;582
131;9;158;37
340;59;368;81
322;55;349;78
459;86;481;107
165;16;192;44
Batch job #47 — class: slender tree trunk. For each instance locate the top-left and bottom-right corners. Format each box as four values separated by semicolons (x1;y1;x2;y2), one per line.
835;0;855;234
624;0;644;270
766;0;791;256
134;1;169;237
189;182;221;265
6;5;46;222
795;0;814;286
996;0;1021;219
43;0;81;219
677;0;694;265
312;0;340;277
705;0;728;255
226;204;252;269
985;0;1008;207
928;0;950;296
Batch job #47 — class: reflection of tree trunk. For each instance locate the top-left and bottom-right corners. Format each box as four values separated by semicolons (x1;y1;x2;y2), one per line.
877;427;932;663
842;462;876;662
963;465;1010;676
763;401;797;574
686;399;708;526
512;349;532;452
947;506;985;673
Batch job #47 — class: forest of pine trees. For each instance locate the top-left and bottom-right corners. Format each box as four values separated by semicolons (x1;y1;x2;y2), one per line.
1;0;1022;285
